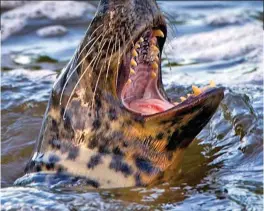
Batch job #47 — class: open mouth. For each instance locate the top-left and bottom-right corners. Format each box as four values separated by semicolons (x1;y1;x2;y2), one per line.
117;26;218;116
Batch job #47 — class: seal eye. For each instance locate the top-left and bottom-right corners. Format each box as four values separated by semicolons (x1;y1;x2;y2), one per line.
117;27;220;116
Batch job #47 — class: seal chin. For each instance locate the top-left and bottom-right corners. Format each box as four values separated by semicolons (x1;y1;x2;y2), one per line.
117;26;224;117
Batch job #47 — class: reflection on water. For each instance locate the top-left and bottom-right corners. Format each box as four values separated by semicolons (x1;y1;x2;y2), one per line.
1;1;263;210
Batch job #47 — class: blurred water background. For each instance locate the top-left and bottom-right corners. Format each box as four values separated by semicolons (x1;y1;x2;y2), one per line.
1;1;263;210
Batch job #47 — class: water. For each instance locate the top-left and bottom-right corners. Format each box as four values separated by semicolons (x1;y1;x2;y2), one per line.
1;1;263;210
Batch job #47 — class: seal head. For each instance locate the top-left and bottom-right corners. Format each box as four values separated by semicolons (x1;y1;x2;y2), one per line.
22;0;224;188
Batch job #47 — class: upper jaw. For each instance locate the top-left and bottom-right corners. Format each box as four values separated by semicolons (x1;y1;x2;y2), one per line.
114;21;224;119
116;25;169;114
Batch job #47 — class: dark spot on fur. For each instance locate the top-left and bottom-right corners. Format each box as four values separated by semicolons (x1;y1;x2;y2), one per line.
87;154;102;169
109;156;133;177
46;163;55;170
52;119;58;128
85;178;100;188
98;145;110;154
105;122;110;131
88;137;98;149
134;172;142;186
95;96;102;109
156;132;164;140
56;166;64;173
122;141;128;148
35;164;42;172
134;116;145;125
60;108;65;118
48;154;60;163
125;119;132;126
135;157;159;175
111;131;124;141
166;131;182;151
112;146;124;156
49;139;61;150
64;115;72;131
108;108;117;121
67;146;79;160
92;119;101;130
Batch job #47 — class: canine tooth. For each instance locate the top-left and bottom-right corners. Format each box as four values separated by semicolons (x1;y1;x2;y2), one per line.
153;29;164;38
174;102;179;105
151;45;159;52
209;80;216;87
151;71;157;78
131;58;137;67
130;68;135;75
187;94;192;97
127;79;132;84
132;49;138;57
155;56;159;62
180;97;186;102
192;85;202;96
152;62;158;70
135;43;140;49
139;37;144;43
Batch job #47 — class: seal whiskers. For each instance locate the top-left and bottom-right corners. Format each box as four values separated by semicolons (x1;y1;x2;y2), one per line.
105;35;116;81
59;24;104;105
63;30;108;118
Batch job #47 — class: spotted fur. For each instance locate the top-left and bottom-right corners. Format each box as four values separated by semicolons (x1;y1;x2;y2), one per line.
24;0;224;188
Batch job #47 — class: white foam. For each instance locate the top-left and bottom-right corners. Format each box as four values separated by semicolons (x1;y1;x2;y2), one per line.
36;25;68;38
204;10;251;26
1;1;96;41
165;23;263;85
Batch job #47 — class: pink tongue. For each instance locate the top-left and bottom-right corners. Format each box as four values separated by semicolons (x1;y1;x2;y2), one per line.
129;99;174;115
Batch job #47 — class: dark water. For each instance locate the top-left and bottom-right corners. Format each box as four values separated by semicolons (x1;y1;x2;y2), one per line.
1;1;263;210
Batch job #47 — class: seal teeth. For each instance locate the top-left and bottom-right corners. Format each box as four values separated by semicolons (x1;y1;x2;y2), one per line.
152;62;158;70
131;58;137;67
192;85;202;96
151;71;157;78
154;56;159;63
139;37;144;43
153;29;165;38
127;79;132;84
130;68;135;75
132;49;138;57
135;43;140;49
180;97;186;102
151;45;159;52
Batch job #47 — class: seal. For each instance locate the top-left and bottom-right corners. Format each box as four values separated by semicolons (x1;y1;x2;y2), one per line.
22;0;224;188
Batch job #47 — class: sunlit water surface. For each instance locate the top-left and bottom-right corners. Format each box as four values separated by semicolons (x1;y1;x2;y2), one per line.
1;1;263;210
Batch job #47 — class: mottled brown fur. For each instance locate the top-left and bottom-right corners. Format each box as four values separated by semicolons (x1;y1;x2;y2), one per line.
24;0;224;188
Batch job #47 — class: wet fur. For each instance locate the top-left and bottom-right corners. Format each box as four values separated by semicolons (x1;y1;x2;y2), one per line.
25;0;223;188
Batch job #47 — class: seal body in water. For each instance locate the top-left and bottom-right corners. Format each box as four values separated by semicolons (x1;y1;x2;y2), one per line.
20;0;224;188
